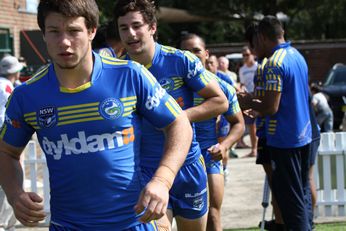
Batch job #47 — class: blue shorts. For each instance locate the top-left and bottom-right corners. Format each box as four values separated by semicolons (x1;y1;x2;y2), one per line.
201;148;223;175
255;138;270;165
50;221;158;231
141;156;208;219
217;115;230;138
309;137;320;166
268;144;312;231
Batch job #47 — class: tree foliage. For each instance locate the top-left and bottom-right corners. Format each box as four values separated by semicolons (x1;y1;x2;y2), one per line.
96;0;346;45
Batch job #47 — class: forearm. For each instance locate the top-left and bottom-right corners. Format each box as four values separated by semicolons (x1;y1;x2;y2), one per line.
0;152;25;205
185;95;228;122
153;112;193;189
220;115;245;149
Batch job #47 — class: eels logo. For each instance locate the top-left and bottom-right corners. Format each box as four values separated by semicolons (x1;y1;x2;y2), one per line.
99;98;123;120
159;78;174;92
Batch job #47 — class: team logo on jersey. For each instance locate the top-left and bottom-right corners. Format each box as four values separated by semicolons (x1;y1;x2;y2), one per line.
38;107;57;128
159;78;174;92
100;98;123;120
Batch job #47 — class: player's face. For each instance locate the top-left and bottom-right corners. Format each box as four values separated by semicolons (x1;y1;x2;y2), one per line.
118;11;156;56
43;13;96;70
180;37;208;66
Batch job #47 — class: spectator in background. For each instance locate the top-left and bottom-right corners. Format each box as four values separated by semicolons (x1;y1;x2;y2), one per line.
0;55;23;231
311;84;334;132
218;56;238;84
238;46;258;157
207;55;235;86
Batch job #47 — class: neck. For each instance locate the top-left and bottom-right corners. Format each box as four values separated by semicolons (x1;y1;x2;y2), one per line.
54;51;94;89
129;40;156;66
6;74;17;84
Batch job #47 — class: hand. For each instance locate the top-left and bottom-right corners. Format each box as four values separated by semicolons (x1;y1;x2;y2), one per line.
237;92;253;110
134;177;169;223
208;143;227;161
11;191;46;227
243;109;259;118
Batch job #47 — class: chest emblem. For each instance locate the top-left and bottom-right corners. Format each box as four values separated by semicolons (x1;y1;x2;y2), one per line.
99;98;124;120
38;107;57;128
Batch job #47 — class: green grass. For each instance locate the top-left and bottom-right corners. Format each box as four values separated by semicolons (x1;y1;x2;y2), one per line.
224;222;346;231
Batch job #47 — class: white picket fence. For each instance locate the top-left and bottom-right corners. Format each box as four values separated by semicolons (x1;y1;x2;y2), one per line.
314;132;346;217
22;132;346;225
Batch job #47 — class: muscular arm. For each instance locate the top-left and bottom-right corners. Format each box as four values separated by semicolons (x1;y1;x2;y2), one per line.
185;79;228;122
0;139;46;226
135;111;193;222
238;91;281;116
221;112;245;149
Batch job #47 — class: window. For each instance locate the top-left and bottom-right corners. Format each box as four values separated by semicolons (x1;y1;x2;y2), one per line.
0;28;13;57
26;0;38;13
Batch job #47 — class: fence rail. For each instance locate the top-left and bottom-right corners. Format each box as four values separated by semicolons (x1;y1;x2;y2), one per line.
22;132;346;225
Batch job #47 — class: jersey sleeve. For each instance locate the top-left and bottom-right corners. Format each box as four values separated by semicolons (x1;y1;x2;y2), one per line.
264;62;283;93
218;78;241;116
181;51;211;92
0;89;35;147
134;64;182;128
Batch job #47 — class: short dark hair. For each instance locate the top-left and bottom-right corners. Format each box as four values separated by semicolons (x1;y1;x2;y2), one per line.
113;0;158;40
245;22;258;49
92;20;120;50
258;15;284;42
37;0;99;34
178;33;206;49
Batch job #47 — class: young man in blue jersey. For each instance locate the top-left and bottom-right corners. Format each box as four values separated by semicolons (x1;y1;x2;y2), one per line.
180;33;245;231
0;0;194;230
239;16;313;230
113;1;228;230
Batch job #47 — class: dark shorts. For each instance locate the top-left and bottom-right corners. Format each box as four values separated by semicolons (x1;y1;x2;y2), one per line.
309;137;320;166
268;144;312;231
256;137;270;165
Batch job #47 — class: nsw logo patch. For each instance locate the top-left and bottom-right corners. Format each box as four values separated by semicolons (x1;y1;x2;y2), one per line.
38;107;57;128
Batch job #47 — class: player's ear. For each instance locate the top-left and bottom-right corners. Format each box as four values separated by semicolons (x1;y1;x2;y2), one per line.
89;27;97;41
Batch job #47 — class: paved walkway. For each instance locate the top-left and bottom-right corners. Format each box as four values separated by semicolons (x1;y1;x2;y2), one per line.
15;143;346;230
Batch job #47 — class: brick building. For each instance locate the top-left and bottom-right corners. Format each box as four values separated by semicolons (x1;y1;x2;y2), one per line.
0;0;39;58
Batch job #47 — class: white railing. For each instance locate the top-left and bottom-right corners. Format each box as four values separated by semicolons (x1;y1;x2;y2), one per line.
22;133;346;224
314;132;346;217
22;140;50;224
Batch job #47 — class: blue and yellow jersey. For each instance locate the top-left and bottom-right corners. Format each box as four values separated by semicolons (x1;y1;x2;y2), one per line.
124;43;210;168
194;70;240;149
0;53;180;230
253;58;268;139
94;46;117;58
263;42;311;148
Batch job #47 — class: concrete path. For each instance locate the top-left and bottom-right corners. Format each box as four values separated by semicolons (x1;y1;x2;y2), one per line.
15;142;346;230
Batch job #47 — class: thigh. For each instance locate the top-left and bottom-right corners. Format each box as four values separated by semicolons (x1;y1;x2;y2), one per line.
175;213;208;231
208;173;224;209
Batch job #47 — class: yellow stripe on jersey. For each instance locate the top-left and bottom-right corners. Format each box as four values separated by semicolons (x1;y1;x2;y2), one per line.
141;67;156;86
58;107;99;116
25;66;49;85
161;45;177;53
101;57;128;65
59;112;100;120
120;96;137;117
198;72;209;86
59;102;99;111
60;82;92;93
24;111;36;118
58;117;104;126
150;220;158;231
183;51;197;62
172;77;184;90
0;125;7;139
165;98;182;117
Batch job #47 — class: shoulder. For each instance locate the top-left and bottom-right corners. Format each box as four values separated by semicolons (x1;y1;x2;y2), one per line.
159;44;199;62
